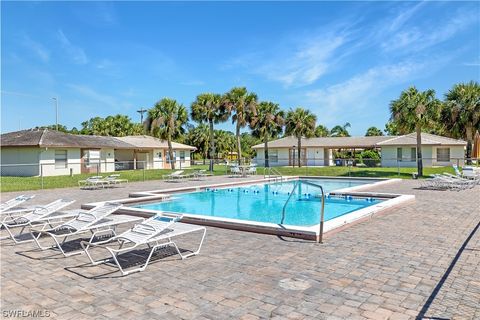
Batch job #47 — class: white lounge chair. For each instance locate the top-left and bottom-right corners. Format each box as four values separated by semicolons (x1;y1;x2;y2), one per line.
230;166;241;177
104;174;128;186
193;169;214;180
81;214;206;275
31;202;141;257
0;195;35;214
78;176;110;189
0;199;76;243
163;170;191;182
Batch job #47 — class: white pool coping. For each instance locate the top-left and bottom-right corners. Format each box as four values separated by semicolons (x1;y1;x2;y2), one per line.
82;176;413;240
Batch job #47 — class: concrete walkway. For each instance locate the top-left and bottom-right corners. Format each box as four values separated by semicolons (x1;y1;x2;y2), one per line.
1;178;479;319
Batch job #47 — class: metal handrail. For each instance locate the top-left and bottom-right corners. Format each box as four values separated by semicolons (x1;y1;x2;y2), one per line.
280;179;326;243
264;167;283;182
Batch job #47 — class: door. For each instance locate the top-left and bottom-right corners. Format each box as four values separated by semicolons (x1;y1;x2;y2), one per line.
289;148;306;166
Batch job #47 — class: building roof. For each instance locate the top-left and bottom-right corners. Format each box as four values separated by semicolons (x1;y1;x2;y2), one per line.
0;129;196;150
116;136;196;150
252;135;392;149
376;133;467;146
252;133;466;149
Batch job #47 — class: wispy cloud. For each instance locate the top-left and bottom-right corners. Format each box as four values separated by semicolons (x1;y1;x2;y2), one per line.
21;35;49;62
67;84;118;107
57;30;88;64
381;7;477;53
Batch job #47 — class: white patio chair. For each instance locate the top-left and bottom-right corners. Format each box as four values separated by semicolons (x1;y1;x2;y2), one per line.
104;174;129;186
0;199;76;243
78;176;109;189
30;202;137;257
81;214;206;275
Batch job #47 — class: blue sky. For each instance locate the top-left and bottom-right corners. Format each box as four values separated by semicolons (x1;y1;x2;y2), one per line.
1;1;479;135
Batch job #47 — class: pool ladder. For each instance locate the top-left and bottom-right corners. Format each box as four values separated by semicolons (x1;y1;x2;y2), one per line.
264;167;283;183
281;180;325;243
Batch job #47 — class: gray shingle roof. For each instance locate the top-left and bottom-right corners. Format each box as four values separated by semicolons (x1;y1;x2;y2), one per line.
116;136;196;150
376;133;466;146
0;129;196;150
252;133;466;149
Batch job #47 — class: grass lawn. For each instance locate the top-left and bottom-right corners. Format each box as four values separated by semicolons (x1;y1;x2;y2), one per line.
0;164;454;192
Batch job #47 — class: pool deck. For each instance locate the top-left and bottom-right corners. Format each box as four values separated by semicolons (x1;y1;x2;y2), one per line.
1;177;479;319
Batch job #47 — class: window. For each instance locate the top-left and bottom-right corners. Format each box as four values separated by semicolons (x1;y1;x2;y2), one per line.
55;150;67;169
269;150;278;163
180;151;186;162
437;148;450;162
410;148;416;161
166;151;176;163
396;148;402;160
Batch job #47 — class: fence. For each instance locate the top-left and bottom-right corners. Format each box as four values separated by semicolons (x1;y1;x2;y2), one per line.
1;157;478;192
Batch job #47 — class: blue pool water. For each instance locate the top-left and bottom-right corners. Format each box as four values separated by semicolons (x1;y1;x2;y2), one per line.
135;179;382;227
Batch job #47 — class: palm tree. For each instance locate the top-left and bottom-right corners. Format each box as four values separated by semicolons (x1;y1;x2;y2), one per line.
145;98;188;170
186;124;210;164
285;107;317;167
222;87;258;164
314;125;329;137
249;101;285;167
214;130;236;159
442;81;480;163
390;86;440;177
191;93;228;171
365;126;384;136
330;122;351;137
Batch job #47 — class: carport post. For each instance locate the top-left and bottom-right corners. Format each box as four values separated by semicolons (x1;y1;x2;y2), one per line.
40;164;44;189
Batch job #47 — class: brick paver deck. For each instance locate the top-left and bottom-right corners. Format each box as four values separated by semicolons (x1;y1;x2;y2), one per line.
1;178;479;319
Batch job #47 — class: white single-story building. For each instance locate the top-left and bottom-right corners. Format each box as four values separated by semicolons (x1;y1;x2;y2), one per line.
252;133;466;168
0;129;196;176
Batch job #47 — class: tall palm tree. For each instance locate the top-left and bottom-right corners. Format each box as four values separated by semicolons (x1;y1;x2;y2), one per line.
314;125;329;137
191;93;228;170
214;130;236;159
390;86;440;177
249;101;285;167
145;98;188;170
222;87;258;164
442;81;480;163
285;107;317;167
330;122;351;137
365;126;384;136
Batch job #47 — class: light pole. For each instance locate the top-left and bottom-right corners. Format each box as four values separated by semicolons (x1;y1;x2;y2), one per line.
292;145;296;168
52;97;58;130
137;108;147;123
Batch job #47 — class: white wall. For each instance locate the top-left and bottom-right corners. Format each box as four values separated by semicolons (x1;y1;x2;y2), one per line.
101;148;115;173
0;147;40;176
306;148;325;166
381;145;464;167
40;148;82;176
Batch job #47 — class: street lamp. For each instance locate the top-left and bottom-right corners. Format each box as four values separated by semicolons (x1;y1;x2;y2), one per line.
137;108;147;123
52;97;58;131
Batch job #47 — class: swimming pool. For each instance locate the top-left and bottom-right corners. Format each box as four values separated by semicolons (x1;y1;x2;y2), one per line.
134;179;383;227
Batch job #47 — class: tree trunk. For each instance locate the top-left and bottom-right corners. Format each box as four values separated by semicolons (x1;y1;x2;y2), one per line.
416;125;423;177
168;137;175;170
236;123;242;165
298;136;302;168
209;120;215;171
466;123;473;165
264;135;269;168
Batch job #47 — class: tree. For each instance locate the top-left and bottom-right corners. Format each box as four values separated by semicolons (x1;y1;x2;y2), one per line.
330;122;351;137
185;124;210;164
285;107;317;167
249;101;284;167
80;115;143;136
314;125;329;137
222;87;258;164
145;98;188;170
191;93;228;171
214;130;236;159
389;86;440;177
240;132;261;160
36;124;70;133
384;120;400;135
365;126;384;136
442;81;480;162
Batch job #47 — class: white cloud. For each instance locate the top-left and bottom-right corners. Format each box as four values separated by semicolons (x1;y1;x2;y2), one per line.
21;35;50;62
381;7;477;53
57;30;88;64
67;84;117;107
